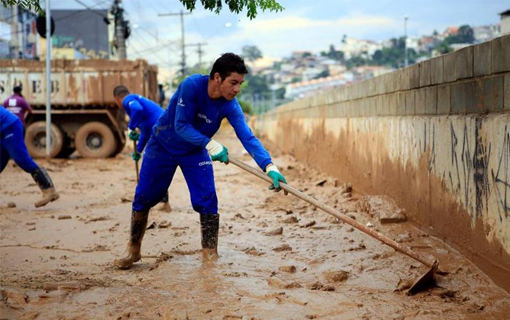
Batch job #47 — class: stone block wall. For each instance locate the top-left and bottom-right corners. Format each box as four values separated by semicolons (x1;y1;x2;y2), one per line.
255;35;510;292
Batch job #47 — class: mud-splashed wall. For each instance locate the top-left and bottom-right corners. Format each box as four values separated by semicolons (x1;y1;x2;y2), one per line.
256;35;510;292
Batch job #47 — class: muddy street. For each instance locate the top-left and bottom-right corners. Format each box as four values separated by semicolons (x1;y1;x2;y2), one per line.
1;129;509;320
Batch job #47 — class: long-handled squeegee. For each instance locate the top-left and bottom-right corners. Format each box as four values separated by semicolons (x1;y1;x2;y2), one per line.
229;157;438;295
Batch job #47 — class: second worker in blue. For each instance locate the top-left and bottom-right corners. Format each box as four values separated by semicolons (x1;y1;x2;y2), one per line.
114;53;287;269
114;86;172;212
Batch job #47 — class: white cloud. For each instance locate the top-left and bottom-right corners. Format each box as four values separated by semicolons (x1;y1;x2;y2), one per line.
242;14;397;32
198;13;400;63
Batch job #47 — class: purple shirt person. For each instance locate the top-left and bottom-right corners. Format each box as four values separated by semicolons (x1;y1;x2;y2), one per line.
3;86;31;125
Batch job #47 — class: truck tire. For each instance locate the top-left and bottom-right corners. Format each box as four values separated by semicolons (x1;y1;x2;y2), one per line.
25;121;64;158
75;122;117;158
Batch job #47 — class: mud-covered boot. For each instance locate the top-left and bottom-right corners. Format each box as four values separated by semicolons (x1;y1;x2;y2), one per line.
114;210;149;270
30;167;60;208
154;192;172;212
200;214;219;261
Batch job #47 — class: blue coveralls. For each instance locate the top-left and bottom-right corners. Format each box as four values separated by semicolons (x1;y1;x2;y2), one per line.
122;94;163;154
0;106;39;173
133;75;273;214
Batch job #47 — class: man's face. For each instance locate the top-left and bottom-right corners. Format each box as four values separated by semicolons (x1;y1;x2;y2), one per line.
216;72;244;100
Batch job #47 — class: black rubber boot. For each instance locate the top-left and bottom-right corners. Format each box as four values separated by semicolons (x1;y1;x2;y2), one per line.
114;210;149;270
30;167;59;207
200;214;219;261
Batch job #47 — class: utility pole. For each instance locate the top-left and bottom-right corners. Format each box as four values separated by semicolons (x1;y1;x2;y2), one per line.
158;10;191;76
112;0;127;59
45;0;52;158
185;42;207;68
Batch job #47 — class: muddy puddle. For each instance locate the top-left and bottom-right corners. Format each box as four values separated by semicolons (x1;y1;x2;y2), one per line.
1;129;509;319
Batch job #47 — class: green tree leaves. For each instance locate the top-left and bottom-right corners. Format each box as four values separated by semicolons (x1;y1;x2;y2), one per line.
1;0;284;20
179;0;284;19
1;0;42;14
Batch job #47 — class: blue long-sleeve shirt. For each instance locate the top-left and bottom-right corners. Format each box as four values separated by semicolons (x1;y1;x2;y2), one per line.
122;94;163;153
0;106;19;131
153;74;272;171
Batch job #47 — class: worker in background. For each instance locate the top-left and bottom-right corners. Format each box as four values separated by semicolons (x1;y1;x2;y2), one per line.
113;86;171;212
3;85;32;127
158;84;166;107
114;53;287;270
0;106;60;207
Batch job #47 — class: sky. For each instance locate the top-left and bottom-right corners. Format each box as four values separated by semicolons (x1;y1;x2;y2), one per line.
50;0;508;75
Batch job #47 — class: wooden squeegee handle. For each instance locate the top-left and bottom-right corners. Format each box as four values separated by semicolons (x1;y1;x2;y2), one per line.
229;157;436;268
133;140;139;184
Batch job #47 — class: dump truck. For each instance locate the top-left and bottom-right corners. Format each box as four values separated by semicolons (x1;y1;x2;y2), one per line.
0;59;158;158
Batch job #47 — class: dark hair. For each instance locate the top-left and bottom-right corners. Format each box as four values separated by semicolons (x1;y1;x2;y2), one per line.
113;85;130;98
13;86;22;94
210;53;248;81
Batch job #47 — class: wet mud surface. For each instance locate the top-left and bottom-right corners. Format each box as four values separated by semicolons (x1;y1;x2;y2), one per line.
1;130;510;320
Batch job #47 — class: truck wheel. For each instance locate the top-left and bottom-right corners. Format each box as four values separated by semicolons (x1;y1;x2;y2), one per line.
75;122;117;158
25;121;64;158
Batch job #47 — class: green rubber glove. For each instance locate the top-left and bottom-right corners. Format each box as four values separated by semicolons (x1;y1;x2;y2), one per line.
131;152;141;161
128;131;140;141
206;140;229;164
267;164;288;194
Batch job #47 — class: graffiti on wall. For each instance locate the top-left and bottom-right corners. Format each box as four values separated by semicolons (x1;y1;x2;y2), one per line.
474;119;491;220
427;122;436;172
492;125;510;221
419;119;510;221
448;122;475;217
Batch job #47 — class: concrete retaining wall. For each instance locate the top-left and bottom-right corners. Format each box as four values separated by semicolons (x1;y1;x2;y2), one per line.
255;35;510;291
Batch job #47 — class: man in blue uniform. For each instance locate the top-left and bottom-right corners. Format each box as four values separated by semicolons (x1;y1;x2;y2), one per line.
115;53;287;269
113;86;171;212
0;106;60;207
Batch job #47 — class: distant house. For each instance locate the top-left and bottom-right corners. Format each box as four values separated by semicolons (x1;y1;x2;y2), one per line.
340;37;382;60
442;26;459;38
473;25;500;43
419;36;441;52
406;36;420;51
291;51;312;59
500;9;510;35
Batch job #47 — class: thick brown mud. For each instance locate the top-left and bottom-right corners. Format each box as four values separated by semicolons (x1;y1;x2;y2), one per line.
1;129;509;319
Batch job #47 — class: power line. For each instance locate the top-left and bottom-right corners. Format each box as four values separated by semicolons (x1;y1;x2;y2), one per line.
185;42;207;68
127;37;178;55
158;10;191;76
129;42;167;65
131;31;153;48
127;33;177;62
55;0;110;22
190;14;207;40
129;34;168;64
